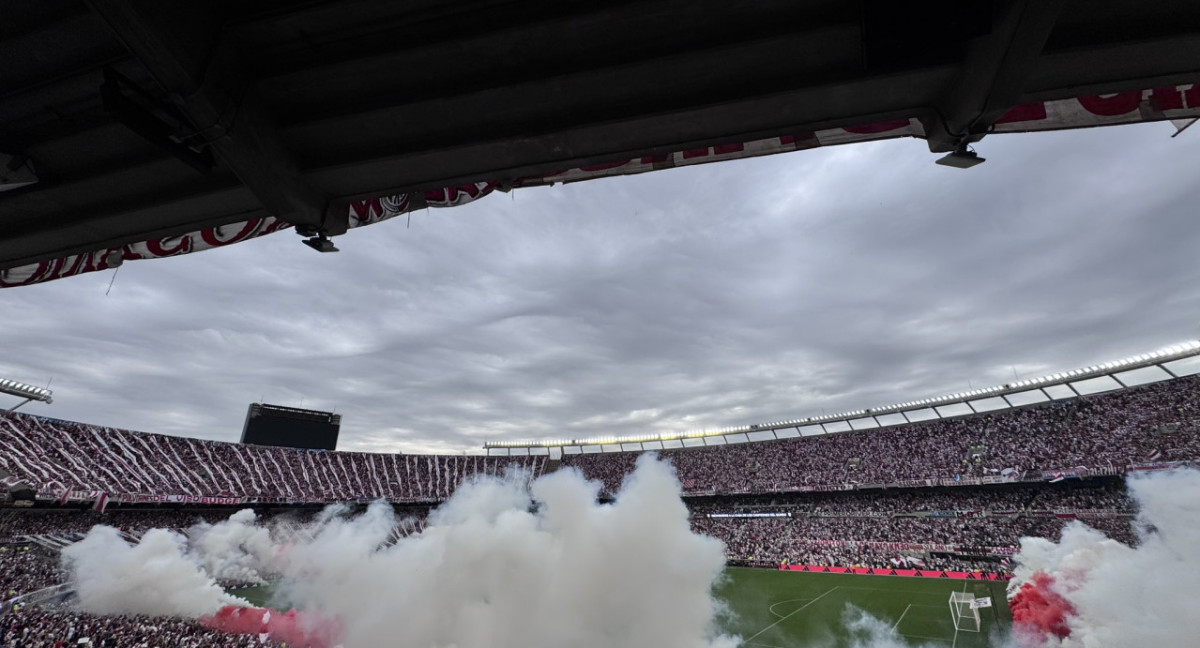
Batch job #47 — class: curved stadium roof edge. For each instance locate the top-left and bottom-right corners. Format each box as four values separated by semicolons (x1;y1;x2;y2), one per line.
4;1;1200;288
484;340;1200;451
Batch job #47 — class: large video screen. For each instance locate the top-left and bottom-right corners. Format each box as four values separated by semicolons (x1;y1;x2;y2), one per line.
240;403;340;451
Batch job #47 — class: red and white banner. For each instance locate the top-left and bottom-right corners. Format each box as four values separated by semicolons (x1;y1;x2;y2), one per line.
119;494;245;505
3;85;1197;289
780;564;1010;581
36;488;103;502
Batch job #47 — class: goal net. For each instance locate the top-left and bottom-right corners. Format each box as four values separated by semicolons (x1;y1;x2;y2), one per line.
949;592;981;633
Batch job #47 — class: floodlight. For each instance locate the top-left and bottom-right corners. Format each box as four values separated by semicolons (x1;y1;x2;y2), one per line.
302;234;339;253
1;153;38;192
0;376;53;406
934;147;985;169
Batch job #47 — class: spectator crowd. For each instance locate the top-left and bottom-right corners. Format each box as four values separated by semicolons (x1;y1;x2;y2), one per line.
2;607;274;648
0;373;1189;640
686;482;1134;516
0;414;546;503
564;375;1199;495
693;512;1136;568
0;545;62;601
0;481;1139;603
1;373;1195;505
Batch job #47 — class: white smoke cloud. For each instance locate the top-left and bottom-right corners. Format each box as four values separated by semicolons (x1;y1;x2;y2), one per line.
186;508;280;583
62;526;246;617
1009;469;1200;648
62;455;738;648
842;606;944;648
283;454;737;648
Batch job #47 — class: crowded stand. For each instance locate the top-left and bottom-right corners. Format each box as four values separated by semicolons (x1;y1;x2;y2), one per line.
0;413;546;503
0;505;434;602
562;374;1200;495
0;373;1191;638
0;545;62;600
2;608;273;648
1;375;1193;505
684;482;1135;516
0;483;1140;602
692;509;1137;568
0;509;228;541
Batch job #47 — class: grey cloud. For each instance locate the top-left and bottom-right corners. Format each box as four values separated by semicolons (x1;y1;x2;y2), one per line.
3;122;1199;452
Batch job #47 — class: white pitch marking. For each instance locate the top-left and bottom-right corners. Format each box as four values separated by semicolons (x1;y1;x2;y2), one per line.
767;598;814;618
892;603;913;631
899;633;953;644
740;587;839;646
839;586;951;596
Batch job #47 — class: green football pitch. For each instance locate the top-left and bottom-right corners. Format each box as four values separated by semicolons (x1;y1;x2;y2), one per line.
715;568;1010;647
231;567;1011;647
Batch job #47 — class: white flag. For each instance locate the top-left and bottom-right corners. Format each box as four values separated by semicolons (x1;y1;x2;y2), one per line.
1171;118;1198;137
970;597;993;609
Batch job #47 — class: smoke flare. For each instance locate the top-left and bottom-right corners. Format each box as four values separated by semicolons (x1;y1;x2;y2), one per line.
62;526;245;617
64;455;737;648
1007;468;1200;648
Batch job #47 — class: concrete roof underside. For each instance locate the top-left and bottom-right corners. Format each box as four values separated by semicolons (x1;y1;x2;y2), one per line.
3;0;1200;270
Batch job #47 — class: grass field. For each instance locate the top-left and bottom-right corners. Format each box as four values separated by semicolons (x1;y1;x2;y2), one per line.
716;568;1011;647
231;567;1011;647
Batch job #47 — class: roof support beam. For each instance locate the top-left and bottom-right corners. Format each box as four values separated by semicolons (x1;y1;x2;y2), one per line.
85;0;345;235
923;0;1066;152
4;397;33;414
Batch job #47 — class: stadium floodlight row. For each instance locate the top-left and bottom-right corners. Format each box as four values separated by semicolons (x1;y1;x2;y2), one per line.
484;340;1200;451
0;376;53;411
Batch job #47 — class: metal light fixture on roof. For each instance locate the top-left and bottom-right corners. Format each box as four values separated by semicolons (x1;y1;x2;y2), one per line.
935;144;986;169
0;376;53;409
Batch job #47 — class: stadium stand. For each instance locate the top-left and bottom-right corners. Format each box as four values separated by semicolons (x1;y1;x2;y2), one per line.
0;372;1193;632
560;375;1200;495
0;416;546;503
0;544;62;601
1;375;1193;506
2;608;270;648
687;481;1138;568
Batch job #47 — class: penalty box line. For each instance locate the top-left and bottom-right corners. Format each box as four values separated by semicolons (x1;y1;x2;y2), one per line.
740;587;840;646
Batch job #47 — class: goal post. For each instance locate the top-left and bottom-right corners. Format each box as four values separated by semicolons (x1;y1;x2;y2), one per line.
948;591;981;633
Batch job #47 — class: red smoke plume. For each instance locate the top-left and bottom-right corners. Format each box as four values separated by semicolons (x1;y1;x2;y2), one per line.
1009;571;1076;645
200;605;343;648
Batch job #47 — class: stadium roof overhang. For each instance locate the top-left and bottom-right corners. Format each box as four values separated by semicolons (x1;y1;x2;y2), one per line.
484;340;1200;451
2;0;1200;287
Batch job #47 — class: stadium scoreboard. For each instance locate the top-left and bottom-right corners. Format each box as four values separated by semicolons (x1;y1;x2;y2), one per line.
241;403;341;451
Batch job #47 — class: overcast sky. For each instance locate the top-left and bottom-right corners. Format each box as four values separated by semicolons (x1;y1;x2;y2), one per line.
3;122;1199;454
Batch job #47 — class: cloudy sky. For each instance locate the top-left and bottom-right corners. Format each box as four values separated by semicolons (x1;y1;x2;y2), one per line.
3;122;1199;454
